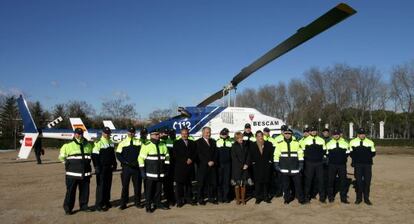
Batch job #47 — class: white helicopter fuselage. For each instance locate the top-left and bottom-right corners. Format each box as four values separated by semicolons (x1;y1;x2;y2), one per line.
193;107;285;139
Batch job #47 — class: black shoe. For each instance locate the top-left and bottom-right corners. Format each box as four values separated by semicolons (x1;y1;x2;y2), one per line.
341;199;350;204
264;198;272;204
364;200;373;206
209;200;218;205
146;207;153;213
119;204;127;210
328;198;334;203
299;200;308;205
80;207;94;212
190;200;198;206
176;202;184;208
65;210;73;215
105;203;112;208
284;200;290;204
199;200;206;205
275;192;283;198
96;206;107;212
319;198;326;203
355;199;362;204
157;204;170;210
255;199;262;204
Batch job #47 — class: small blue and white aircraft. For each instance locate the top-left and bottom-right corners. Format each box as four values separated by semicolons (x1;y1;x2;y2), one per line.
16;3;356;159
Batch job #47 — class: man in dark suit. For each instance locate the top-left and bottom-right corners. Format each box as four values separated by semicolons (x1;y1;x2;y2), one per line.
196;126;218;205
173;128;197;207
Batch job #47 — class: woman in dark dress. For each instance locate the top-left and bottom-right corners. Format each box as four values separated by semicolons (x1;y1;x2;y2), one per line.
249;130;273;204
231;132;250;205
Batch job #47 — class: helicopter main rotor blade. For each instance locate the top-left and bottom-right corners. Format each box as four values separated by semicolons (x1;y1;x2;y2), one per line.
197;3;356;107
198;89;227;108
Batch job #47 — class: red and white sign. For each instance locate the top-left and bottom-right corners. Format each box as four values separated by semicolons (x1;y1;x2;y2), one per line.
25;137;33;147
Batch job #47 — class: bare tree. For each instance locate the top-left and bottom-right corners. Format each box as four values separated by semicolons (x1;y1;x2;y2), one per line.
101;97;137;119
236;88;258;109
100;97;138;129
28;101;51;129
148;109;174;124
322;64;353;128
51;104;70;129
391;61;414;138
304;67;326;123
347;66;383;130
65;101;96;128
287;79;310;128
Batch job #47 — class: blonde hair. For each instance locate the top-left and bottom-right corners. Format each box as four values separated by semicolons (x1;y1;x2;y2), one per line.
234;131;243;140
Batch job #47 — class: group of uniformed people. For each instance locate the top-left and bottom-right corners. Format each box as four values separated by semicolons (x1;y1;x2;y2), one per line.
58;123;376;215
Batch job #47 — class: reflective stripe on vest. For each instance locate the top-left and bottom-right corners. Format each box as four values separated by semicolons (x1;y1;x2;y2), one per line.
146;173;165;178
67;155;91;160
280;154;298;157
280;169;299;174
66;171;91;177
146;156;166;160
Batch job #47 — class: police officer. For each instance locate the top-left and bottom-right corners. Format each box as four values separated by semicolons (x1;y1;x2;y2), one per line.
274;125;296;144
92;127;117;211
299;127;310;145
263;127;271;142
326;129;350;203
161;129;176;206
321;128;331;199
273;129;306;204
272;125;294;197
216;128;233;203
58;128;94;215
139;129;170;213
301;126;327;203
140;128;149;143
321;128;331;143
349;128;376;205
116;127;143;210
242;123;256;197
264;127;281;198
242;123;256;146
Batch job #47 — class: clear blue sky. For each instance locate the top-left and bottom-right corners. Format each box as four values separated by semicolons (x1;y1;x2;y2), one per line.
1;0;413;117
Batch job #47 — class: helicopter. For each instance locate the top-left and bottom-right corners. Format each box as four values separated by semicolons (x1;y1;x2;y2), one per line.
16;3;356;159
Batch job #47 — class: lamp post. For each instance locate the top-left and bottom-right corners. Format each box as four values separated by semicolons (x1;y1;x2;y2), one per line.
318;118;321;132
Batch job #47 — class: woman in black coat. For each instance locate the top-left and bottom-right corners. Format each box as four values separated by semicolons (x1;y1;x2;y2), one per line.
249;130;273;204
231;132;250;205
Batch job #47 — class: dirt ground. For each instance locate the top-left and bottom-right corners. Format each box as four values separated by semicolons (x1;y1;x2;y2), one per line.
0;146;413;224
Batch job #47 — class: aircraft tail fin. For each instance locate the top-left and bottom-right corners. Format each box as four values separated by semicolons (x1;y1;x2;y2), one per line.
16;95;39;159
17;133;39;159
17;95;38;133
103;120;116;130
69;118;91;141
